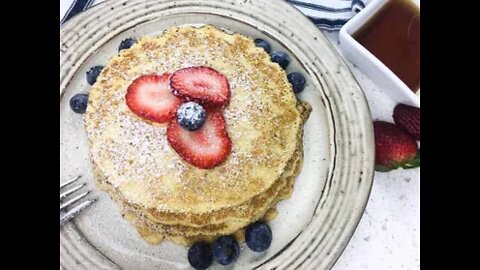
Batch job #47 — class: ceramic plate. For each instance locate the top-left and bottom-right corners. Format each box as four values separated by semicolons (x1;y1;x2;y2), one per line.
60;0;374;269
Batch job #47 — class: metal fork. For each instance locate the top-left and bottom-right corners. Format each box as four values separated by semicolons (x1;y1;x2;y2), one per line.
60;176;96;226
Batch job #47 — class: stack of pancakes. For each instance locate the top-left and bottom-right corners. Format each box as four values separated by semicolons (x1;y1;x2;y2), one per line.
85;26;311;245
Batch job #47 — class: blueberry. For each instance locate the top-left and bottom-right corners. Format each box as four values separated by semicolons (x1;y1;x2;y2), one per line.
254;38;272;53
271;51;290;69
118;38;137;52
212;236;240;265
287;72;307;94
86;66;104;85
69;94;89;114
245;222;272;252
177;102;206;131
188;242;213;270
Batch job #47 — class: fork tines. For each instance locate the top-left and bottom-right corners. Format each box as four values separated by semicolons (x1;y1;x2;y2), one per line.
60;176;96;226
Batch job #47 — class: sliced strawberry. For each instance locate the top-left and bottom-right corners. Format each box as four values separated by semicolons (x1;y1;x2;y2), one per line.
167;111;232;169
170;66;231;107
126;74;183;124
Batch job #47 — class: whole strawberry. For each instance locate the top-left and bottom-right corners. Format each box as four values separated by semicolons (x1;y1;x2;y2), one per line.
374;121;420;172
393;104;420;140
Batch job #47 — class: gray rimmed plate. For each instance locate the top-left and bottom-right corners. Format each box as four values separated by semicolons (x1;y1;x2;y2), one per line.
60;0;374;269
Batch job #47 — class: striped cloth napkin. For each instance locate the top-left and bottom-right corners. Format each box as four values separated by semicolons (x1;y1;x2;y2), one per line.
61;0;368;31
60;0;95;25
287;0;367;30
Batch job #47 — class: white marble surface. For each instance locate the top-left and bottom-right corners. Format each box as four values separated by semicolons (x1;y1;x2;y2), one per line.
60;2;420;269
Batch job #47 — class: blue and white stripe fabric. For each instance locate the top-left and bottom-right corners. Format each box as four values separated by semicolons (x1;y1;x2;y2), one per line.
286;0;368;30
60;0;95;25
61;0;368;31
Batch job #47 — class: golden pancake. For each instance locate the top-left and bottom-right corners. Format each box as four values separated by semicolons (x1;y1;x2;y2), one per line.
85;25;310;245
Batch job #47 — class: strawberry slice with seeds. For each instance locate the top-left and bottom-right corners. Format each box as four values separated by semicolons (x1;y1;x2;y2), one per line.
126;74;183;124
167;110;232;169
170;66;231;107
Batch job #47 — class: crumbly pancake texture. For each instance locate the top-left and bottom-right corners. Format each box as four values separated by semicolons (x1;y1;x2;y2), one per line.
85;25;311;245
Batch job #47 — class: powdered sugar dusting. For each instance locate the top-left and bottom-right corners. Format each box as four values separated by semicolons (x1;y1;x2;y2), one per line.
85;26;302;212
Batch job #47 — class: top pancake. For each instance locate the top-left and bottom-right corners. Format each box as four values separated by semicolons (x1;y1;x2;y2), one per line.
85;25;305;214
